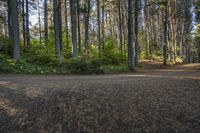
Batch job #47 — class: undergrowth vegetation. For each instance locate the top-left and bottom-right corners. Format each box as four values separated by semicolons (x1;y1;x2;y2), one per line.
0;36;131;74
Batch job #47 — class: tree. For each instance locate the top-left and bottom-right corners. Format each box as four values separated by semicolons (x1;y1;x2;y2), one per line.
8;0;20;60
134;0;139;65
97;0;101;56
70;0;78;57
25;0;31;48
118;0;123;57
195;1;200;63
162;1;168;65
128;0;135;71
77;0;81;52
44;0;48;45
64;0;69;47
53;0;62;56
84;0;91;48
22;0;26;46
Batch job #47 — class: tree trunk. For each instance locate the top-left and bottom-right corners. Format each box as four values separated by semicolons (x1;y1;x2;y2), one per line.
97;0;101;56
163;2;168;65
77;0;81;52
44;0;48;45
118;0;123;57
70;0;78;56
53;0;62;56
134;0;139;65
101;0;105;51
8;0;20;60
22;0;26;46
25;0;31;48
84;0;91;49
64;0;69;47
128;0;135;71
38;1;42;45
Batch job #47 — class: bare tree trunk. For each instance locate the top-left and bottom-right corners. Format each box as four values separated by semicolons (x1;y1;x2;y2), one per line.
128;0;135;71
101;0;105;51
84;0;90;49
38;1;42;45
134;0;139;65
25;0;31;48
70;0;78;56
53;0;62;56
64;0;69;47
118;0;123;57
77;0;81;52
44;0;48;45
8;0;20;60
97;0;101;56
22;0;26;46
163;2;168;65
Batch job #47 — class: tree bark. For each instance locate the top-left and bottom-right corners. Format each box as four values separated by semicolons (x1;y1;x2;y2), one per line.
64;0;69;47
44;0;48;45
134;0;139;65
128;0;135;71
77;0;81;52
163;2;168;65
8;0;20;60
53;0;62;56
84;0;91;49
25;0;31;48
118;0;123;57
70;0;78;56
97;0;101;56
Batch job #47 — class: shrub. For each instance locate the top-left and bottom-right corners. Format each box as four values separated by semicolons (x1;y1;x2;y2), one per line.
24;45;57;65
68;57;88;73
88;58;104;74
101;37;121;65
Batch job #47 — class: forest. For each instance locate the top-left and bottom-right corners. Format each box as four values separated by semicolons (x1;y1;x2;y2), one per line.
1;0;200;132
0;0;199;74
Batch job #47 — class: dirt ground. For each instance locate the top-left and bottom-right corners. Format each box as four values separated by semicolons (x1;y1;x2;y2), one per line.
0;61;200;133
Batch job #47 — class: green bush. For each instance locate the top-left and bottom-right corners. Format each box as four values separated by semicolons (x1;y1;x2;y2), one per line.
0;35;12;55
68;57;88;73
24;45;57;65
103;65;129;74
101;37;121;65
88;58;104;74
67;57;104;74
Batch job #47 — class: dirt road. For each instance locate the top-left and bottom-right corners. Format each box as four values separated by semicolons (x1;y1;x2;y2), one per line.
0;61;200;133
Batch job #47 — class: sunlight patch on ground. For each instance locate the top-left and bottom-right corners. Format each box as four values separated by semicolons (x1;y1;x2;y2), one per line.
155;69;185;72
121;74;200;80
0;98;22;117
24;87;44;98
0;81;18;90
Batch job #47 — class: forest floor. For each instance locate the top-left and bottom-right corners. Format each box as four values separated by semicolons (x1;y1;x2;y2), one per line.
0;60;200;133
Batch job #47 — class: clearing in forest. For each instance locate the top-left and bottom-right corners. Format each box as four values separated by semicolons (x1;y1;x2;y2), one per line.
0;61;200;132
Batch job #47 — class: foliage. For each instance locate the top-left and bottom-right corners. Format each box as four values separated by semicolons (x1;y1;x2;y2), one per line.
102;37;122;65
67;57;104;74
23;44;57;65
103;65;130;74
88;58;104;74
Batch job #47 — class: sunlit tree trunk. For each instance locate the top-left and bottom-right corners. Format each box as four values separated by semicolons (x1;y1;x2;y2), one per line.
64;0;69;47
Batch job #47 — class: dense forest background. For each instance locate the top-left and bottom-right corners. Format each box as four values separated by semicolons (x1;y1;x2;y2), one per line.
0;0;200;74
